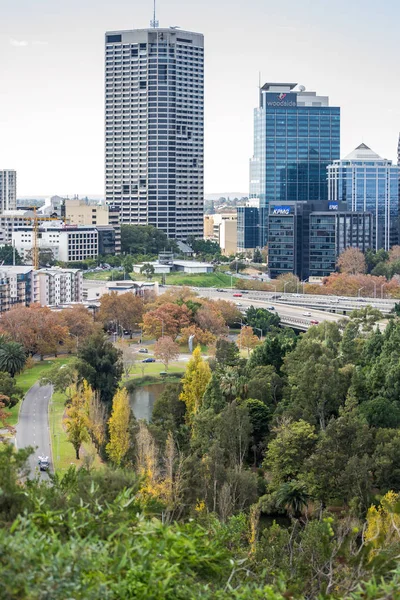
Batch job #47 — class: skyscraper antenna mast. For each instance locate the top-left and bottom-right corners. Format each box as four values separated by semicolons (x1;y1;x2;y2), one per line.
150;0;159;28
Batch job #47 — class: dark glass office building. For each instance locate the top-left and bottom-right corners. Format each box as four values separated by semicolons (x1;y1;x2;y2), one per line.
241;82;340;249
267;202;311;280
309;210;372;277
237;206;260;250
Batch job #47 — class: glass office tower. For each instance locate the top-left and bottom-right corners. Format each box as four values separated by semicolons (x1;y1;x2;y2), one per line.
328;143;399;251
247;82;340;247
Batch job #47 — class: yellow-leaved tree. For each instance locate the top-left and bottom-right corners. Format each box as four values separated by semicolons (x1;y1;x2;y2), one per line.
179;346;211;423
106;388;131;466
65;382;91;460
365;491;400;553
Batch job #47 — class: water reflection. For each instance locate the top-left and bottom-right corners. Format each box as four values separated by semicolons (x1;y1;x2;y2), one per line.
129;383;165;421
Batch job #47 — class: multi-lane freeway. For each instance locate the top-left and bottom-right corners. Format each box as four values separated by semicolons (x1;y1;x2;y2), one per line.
196;288;389;331
16;382;53;479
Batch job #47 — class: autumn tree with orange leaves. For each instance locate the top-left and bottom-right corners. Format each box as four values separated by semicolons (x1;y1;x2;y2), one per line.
337;247;367;275
142;302;192;339
0;305;69;359
98;291;144;335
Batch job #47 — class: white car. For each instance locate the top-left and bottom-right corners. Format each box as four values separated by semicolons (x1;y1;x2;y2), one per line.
303;312;312;317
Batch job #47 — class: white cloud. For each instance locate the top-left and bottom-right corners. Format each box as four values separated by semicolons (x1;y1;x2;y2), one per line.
10;39;28;47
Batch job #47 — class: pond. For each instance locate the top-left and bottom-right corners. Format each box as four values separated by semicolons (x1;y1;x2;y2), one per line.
129;382;166;421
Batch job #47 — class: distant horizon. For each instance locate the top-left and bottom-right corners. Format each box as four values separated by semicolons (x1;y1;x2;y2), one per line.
17;191;249;201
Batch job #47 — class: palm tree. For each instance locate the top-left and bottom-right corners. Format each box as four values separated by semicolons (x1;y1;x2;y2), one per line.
275;480;309;519
0;342;27;377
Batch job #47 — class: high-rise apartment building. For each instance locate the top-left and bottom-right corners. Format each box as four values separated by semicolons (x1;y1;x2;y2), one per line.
0;170;17;213
241;83;340;248
328;143;399;251
105;27;204;239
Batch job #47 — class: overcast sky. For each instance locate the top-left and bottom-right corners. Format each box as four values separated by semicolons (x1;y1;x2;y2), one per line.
1;0;400;197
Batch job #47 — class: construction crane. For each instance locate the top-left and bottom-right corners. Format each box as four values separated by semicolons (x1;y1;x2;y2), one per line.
4;207;67;269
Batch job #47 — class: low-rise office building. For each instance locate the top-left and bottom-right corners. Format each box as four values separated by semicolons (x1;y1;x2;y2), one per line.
12;224;109;263
64;198;121;253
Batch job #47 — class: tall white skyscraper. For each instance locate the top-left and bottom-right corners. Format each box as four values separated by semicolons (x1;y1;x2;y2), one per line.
105;27;204;239
0;170;17;213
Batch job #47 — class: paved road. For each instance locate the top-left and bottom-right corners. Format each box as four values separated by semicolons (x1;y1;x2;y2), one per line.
16;382;53;479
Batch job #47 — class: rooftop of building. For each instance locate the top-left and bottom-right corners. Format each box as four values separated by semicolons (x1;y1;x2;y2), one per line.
343;143;383;161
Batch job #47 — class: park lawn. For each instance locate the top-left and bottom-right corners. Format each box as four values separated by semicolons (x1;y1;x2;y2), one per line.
127;360;185;379
49;390;102;474
83;271;113;280
164;272;236;287
9;357;74;426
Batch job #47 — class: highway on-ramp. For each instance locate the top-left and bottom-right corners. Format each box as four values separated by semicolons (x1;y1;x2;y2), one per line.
16;382;53;479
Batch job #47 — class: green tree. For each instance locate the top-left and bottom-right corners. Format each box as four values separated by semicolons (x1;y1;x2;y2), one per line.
0;244;22;265
40;360;79;398
151;383;186;442
246;365;283;407
305;399;373;508
219;366;247;402
140;263;155;280
202;372;226;413
215;338;240;367
0;342;26;377
76;331;123;407
106;388;131;466
245;306;281;335
243;398;271;447
275;480;309;519
248;330;296;373
121;224;177;255
263;419;317;490
283;338;350;429
0;371;23;408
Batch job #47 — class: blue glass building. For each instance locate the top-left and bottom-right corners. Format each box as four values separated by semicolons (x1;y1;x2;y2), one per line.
240;82;340;249
327;143;399;251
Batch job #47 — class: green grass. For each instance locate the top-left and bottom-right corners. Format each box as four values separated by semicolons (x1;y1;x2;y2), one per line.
83;270;113;280
49;390;102;474
9;357;74;426
163;272;237;287
84;270;240;288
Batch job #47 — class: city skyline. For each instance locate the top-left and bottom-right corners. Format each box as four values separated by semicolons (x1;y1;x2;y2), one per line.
1;0;400;196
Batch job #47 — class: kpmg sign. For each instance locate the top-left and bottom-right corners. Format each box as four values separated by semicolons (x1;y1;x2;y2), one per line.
266;92;297;108
272;206;292;216
328;202;338;211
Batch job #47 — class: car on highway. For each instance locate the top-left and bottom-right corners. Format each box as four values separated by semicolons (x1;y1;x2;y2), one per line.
236;302;243;307
216;288;226;292
233;293;242;297
267;306;275;310
310;320;319;325
240;290;249;294
142;358;156;363
303;312;312;317
138;348;149;354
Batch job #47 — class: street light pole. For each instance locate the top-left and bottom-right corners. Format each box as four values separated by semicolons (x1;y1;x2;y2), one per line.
254;327;263;341
373;281;377;299
358;286;365;298
284;281;290;295
381;283;386;299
